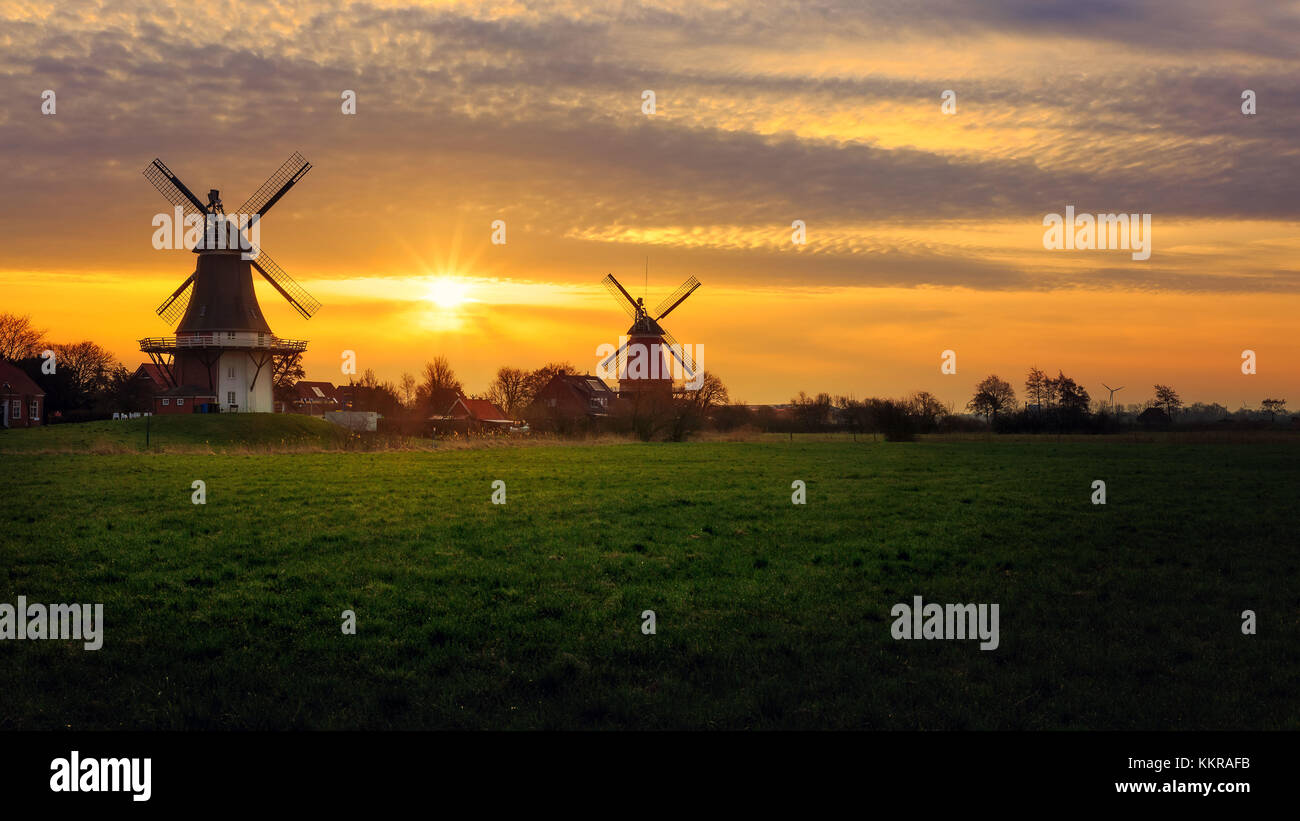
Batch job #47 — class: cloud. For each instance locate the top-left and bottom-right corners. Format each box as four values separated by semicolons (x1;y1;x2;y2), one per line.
0;0;1296;294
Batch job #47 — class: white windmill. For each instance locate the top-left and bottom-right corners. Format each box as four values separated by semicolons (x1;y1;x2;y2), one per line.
1101;383;1125;413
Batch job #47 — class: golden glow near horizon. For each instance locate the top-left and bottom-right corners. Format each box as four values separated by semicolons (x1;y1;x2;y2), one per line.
3;1;1298;406
424;277;474;309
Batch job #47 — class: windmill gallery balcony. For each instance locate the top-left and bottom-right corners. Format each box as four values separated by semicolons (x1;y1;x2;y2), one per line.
138;335;308;353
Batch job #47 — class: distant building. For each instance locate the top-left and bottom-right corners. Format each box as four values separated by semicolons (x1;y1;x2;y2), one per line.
154;385;218;414
0;361;45;428
290;381;340;416
325;410;378;432
436;397;513;433
418;387;463;415
524;373;615;431
1137;407;1171;429
133;363;172;394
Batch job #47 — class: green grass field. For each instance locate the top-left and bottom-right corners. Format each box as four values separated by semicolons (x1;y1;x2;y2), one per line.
0;413;363;453
1;420;1296;729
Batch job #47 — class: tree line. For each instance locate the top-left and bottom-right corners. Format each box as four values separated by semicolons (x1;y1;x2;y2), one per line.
0;314;153;421
2;312;1288;437
319;354;731;442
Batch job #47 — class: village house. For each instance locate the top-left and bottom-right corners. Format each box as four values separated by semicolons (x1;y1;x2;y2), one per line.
289;381;341;416
132;362;171;396
0;361;45;429
153;385;217;414
434;396;513;434
524;373;616;432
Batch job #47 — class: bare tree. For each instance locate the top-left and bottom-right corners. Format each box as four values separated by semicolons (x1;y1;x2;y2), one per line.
416;356;463;411
1048;371;1090;411
272;351;305;392
51;341;117;399
0;313;46;362
522;361;577;407
399;372;417;408
967;374;1016;422
908;390;947;432
347;369;403;415
791;391;833;431
613;386;675;441
667;372;730;441
486;366;530;417
1024;366;1050;408
1153;384;1182;418
1261;397;1287;423
835;396;874;439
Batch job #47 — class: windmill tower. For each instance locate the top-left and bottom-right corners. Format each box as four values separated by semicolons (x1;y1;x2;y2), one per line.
599;273;700;397
138;153;320;413
1102;383;1125;413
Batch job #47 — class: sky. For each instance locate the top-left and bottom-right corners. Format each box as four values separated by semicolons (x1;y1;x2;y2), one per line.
1;0;1297;408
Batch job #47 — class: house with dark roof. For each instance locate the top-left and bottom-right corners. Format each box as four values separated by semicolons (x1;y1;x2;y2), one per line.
290;381;340;416
524;373;616;432
0;361;45;428
435;396;513;433
133;362;172;393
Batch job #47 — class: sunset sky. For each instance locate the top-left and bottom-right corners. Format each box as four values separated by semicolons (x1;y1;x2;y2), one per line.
2;0;1297;407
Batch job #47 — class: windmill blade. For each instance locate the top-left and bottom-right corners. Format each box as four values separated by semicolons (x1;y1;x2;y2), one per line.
249;251;321;319
236;151;312;230
143;159;208;216
602;274;638;316
600;339;632;371
156;273;195;325
654;275;701;320
660;327;696;376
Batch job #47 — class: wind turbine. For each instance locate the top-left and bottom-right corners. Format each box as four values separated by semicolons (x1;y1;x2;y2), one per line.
1102;383;1124;412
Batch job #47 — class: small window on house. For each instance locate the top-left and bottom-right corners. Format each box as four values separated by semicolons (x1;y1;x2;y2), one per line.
228;366;235;379
11;399;21;419
30;400;38;419
228;391;236;405
162;398;170;406
546;398;557;408
199;305;206;317
177;398;185;406
227;332;236;340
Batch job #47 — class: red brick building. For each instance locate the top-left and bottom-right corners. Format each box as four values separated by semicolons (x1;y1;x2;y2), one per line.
133;362;171;394
524;373;615;432
0;361;45;428
153;385;217;414
436;397;513;433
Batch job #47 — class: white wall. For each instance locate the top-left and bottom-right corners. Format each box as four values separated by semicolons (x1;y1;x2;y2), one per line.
218;351;273;412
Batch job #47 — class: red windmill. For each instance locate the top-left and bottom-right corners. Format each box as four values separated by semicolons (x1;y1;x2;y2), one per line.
599;273;700;396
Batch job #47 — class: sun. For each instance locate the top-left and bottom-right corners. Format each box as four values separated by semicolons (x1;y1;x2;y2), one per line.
426;276;473;308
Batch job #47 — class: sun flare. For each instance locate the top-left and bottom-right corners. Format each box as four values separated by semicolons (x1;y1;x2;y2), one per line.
426;276;473;309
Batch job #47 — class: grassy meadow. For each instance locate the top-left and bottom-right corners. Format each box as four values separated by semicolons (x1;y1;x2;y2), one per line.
1;419;1296;729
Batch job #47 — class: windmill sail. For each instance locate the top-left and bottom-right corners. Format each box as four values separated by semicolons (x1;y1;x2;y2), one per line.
660;327;696;376
654;275;700;319
249;251;320;319
156;273;195;324
600;339;632;375
237;151;312;230
143;159;208;217
602;274;638;316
